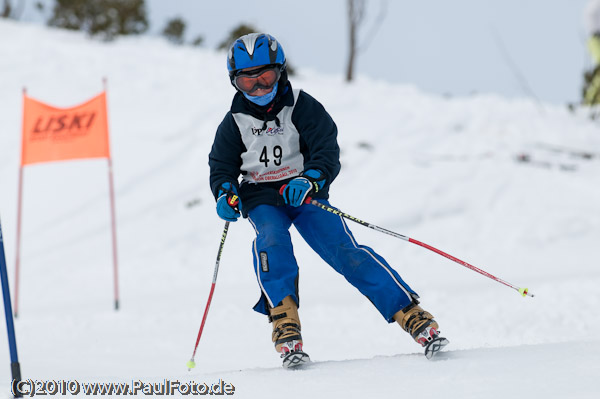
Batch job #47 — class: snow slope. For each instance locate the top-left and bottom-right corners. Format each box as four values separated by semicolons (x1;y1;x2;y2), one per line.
0;20;599;398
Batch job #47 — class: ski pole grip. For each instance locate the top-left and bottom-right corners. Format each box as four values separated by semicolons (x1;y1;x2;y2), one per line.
278;184;312;204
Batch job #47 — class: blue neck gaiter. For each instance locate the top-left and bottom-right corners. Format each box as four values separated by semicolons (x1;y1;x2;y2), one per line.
243;83;278;106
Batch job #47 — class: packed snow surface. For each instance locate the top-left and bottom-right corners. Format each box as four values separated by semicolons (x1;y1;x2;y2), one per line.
0;20;599;398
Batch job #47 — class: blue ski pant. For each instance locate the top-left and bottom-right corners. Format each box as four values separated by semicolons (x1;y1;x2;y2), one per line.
247;201;417;322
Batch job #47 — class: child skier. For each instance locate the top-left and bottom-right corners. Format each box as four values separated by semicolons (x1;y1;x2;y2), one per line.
209;33;447;367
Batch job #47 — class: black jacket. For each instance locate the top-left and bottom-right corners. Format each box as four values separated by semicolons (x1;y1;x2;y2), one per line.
209;82;341;216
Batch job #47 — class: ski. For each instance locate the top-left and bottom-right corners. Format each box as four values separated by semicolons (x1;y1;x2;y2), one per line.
424;337;450;360
282;351;311;369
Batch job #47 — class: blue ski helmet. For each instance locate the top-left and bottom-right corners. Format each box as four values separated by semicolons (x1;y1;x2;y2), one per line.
227;33;286;81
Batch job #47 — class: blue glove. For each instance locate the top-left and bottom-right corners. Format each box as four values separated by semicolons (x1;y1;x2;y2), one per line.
216;182;242;221
302;169;326;192
282;169;326;207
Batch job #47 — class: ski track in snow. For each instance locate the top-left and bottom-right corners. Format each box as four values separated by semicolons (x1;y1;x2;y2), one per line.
0;20;599;398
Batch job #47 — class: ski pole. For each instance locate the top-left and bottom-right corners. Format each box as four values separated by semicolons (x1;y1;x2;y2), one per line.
1;217;23;397
279;185;533;298
187;221;230;371
314;199;534;297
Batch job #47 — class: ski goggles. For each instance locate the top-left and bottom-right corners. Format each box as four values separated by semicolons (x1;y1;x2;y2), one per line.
233;65;281;94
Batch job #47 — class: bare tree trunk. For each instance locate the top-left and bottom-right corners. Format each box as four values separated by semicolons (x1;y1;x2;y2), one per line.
346;0;363;82
1;0;12;18
346;0;386;82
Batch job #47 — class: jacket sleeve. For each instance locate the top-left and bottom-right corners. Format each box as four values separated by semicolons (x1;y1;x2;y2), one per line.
291;91;341;188
208;112;245;199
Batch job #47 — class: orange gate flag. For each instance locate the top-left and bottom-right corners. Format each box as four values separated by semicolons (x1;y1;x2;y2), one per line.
21;92;110;166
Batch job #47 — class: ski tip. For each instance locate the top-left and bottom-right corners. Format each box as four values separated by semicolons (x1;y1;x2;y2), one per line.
282;351;311;369
425;337;450;360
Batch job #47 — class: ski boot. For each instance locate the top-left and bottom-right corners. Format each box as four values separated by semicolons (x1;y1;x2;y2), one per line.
269;296;311;368
393;302;449;359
